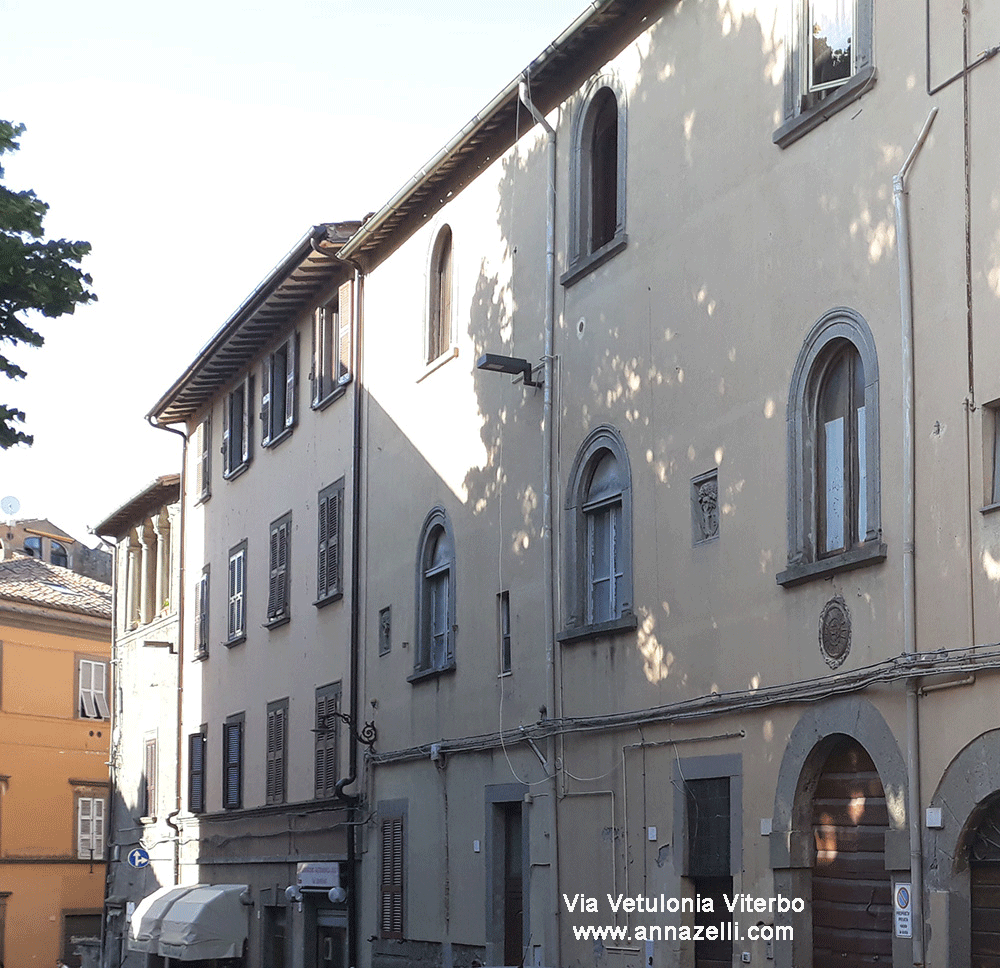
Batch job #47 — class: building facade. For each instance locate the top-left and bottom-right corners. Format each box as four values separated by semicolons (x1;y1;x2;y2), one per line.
0;557;112;968
94;476;181;968
1;518;112;584
142;222;363;968
117;1;1000;966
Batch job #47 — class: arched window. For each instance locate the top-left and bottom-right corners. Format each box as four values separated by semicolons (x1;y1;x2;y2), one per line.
426;225;454;365
559;426;636;642
778;308;885;586
24;535;41;558
411;508;456;679
50;540;69;568
562;77;627;286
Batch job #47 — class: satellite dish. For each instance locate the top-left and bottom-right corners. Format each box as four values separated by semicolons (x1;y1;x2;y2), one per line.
1;496;20;516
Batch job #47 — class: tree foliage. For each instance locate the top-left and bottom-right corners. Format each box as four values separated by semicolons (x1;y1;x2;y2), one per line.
0;120;96;448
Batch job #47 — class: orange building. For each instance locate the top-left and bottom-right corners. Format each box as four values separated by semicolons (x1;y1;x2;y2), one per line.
0;556;112;968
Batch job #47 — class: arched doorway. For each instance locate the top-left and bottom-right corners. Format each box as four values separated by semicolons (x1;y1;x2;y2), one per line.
811;736;892;966
969;795;1000;964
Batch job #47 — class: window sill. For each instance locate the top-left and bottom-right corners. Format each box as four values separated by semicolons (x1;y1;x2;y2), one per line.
313;590;344;609
262;426;294;450
560;232;628;288
224;634;247;649
139;815;157;825
981;502;1000;516
194;490;211;507
264;614;290;630
417;346;459;383
772;67;877;149
192;649;209;662
407;660;457;684
312;382;349;412
223;461;250;483
557;612;639;644
776;541;887;588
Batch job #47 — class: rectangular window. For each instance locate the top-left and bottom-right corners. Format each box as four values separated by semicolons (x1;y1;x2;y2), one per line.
808;0;854;93
266;699;288;805
227;541;247;643
223;713;244;810
188;727;207;814
312;281;353;407
194;566;209;657
77;796;105;858
267;514;291;624
315;682;341;799
223;375;253;478
380;807;405;939
194;417;211;502
142;737;157;818
262;335;297;446
78;659;110;720
317;480;344;603
987;402;1000;507
498;591;511;675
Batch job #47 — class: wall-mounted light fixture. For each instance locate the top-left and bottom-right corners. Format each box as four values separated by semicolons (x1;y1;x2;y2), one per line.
476;353;542;388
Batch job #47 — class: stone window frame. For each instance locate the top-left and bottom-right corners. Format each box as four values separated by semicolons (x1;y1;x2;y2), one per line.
558;425;637;644
773;0;876;148
777;307;886;587
561;72;628;287
409;507;457;682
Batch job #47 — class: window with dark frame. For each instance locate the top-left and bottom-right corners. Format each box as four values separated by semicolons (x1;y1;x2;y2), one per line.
498;591;511;676
194;565;209;657
142;737;157;818
222;375;253;478
380;810;405;939
267;514;291;624
262;335;297;446
266;699;288;805
188;727;206;814
315;682;341;799
223;714;244;810
589;88;619;252
317;480;343;603
227;541;247;643
427;225;453;364
78;658;110;719
50;540;68;568
312;280;353;407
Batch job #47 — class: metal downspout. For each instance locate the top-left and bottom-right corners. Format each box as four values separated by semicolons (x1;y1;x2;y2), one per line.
893;106;936;968
518;77;561;968
147;416;188;886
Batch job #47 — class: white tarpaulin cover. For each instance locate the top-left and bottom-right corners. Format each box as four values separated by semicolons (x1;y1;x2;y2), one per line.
129;884;249;960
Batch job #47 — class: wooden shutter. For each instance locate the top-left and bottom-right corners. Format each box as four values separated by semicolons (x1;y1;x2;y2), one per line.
268;521;289;620
194;422;205;496
79;660;96;718
284;334;297;429
189;731;205;813
144;739;157;817
311;307;322;405
78;797;92;858
317;485;341;600
261;357;273;445
380;816;404;939
315;686;339;798
317;493;329;598
93;799;105;857
224;720;242;809
222;392;231;475
228;554;238;639
195;571;209;654
266;704;286;804
338;280;353;384
241;376;252;464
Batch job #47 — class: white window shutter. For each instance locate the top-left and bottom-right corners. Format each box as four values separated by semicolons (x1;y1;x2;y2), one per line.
285;334;297;429
261;359;272;446
338;280;353;384
241;376;252;463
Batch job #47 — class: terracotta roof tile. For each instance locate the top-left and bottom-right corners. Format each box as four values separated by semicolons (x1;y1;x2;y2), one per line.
0;557;112;620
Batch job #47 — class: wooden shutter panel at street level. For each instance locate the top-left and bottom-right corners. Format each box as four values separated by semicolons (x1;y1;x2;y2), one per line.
811;737;891;968
338;280;353;384
381;815;404;939
189;731;206;813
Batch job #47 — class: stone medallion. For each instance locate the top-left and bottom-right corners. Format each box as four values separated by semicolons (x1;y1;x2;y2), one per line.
819;596;851;668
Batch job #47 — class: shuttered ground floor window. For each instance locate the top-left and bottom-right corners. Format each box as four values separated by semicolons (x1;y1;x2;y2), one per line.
379;802;406;940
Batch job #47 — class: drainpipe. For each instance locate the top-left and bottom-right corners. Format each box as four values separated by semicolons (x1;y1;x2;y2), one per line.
147;416;188;886
894;106;936;968
518;76;561;968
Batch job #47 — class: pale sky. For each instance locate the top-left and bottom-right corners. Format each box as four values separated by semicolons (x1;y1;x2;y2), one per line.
1;0;585;546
